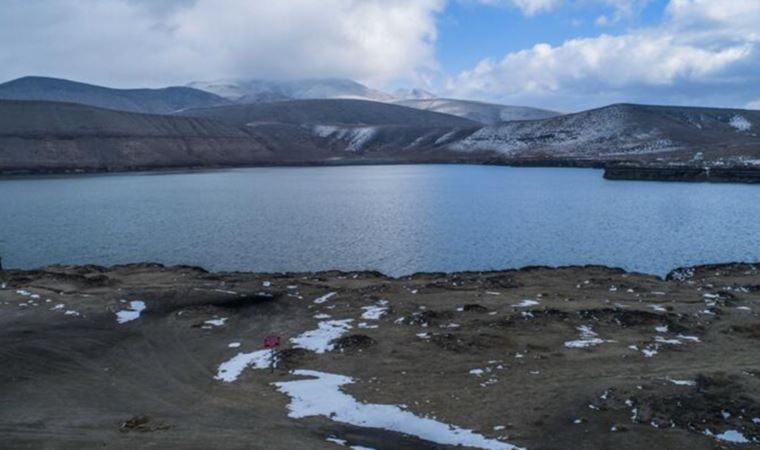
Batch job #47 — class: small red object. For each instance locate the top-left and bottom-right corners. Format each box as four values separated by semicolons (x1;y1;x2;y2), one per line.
264;335;281;348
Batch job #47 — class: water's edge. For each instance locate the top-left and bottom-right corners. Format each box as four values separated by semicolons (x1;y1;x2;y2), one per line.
4;260;757;282
4;158;760;184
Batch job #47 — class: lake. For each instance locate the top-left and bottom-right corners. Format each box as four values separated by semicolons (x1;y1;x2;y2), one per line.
2;165;759;277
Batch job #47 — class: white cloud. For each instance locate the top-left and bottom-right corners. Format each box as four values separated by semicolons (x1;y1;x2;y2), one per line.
473;0;650;18
593;0;651;25
595;15;610;26
666;0;760;29
512;0;564;15
446;0;760;110
0;0;444;88
472;0;563;16
2;0;759;110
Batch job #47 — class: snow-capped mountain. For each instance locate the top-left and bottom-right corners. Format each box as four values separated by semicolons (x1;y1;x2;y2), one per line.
187;78;395;103
396;98;561;125
4;73;760;172
450;103;760;163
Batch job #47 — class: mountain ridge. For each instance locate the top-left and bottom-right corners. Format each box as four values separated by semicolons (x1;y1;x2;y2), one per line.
396;98;562;124
2;77;760;179
187;78;395;103
177;98;479;128
0;76;231;115
452;102;760;164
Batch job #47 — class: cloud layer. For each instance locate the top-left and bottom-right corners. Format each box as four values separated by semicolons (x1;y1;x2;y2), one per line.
0;0;443;87
1;0;759;110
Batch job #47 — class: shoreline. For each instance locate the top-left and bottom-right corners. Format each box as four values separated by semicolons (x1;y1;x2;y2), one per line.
4;158;760;184
3;260;758;282
0;158;760;184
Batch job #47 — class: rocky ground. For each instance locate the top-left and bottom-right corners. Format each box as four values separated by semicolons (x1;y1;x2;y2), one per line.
1;263;759;449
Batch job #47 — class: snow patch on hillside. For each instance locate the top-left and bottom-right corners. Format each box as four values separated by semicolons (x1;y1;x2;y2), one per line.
313;125;377;152
729;115;752;132
450;105;678;157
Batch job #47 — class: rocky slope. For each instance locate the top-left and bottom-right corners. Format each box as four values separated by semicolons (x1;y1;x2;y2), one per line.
451;104;760;164
1;262;759;449
0;76;231;114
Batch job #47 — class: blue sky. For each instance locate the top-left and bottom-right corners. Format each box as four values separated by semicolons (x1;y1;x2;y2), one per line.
1;0;759;111
433;0;760;111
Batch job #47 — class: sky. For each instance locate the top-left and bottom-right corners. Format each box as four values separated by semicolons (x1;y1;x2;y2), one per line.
1;0;759;111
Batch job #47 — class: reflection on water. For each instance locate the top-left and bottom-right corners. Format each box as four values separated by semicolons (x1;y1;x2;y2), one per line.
1;165;759;276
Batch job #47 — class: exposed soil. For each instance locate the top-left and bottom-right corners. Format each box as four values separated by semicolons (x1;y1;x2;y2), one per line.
1;262;759;449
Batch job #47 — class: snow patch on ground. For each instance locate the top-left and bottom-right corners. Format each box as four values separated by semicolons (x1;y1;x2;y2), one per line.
290;319;353;353
564;325;608;348
361;300;389;320
637;332;700;358
274;370;522;450
215;349;273;382
204;317;227;327
513;299;539;308
116;300;146;324
704;428;750;444
326;436;376;450
314;292;338;304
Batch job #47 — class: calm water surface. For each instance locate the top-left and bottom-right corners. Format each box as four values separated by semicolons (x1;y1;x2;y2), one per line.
2;165;759;276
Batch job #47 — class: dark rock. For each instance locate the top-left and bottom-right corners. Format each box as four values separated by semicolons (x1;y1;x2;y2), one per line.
331;334;376;352
120;415;170;433
462;304;489;313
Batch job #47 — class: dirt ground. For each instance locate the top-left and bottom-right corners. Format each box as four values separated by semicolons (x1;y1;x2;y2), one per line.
1;262;759;449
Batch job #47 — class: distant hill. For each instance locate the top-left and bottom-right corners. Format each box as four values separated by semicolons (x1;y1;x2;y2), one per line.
177;98;479;128
451;103;760;163
178;99;480;155
0;100;274;172
187;78;395;103
396;98;561;125
0;76;231;114
4;96;760;174
0;99;481;172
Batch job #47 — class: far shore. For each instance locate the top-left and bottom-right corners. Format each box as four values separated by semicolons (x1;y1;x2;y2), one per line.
4;157;760;184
